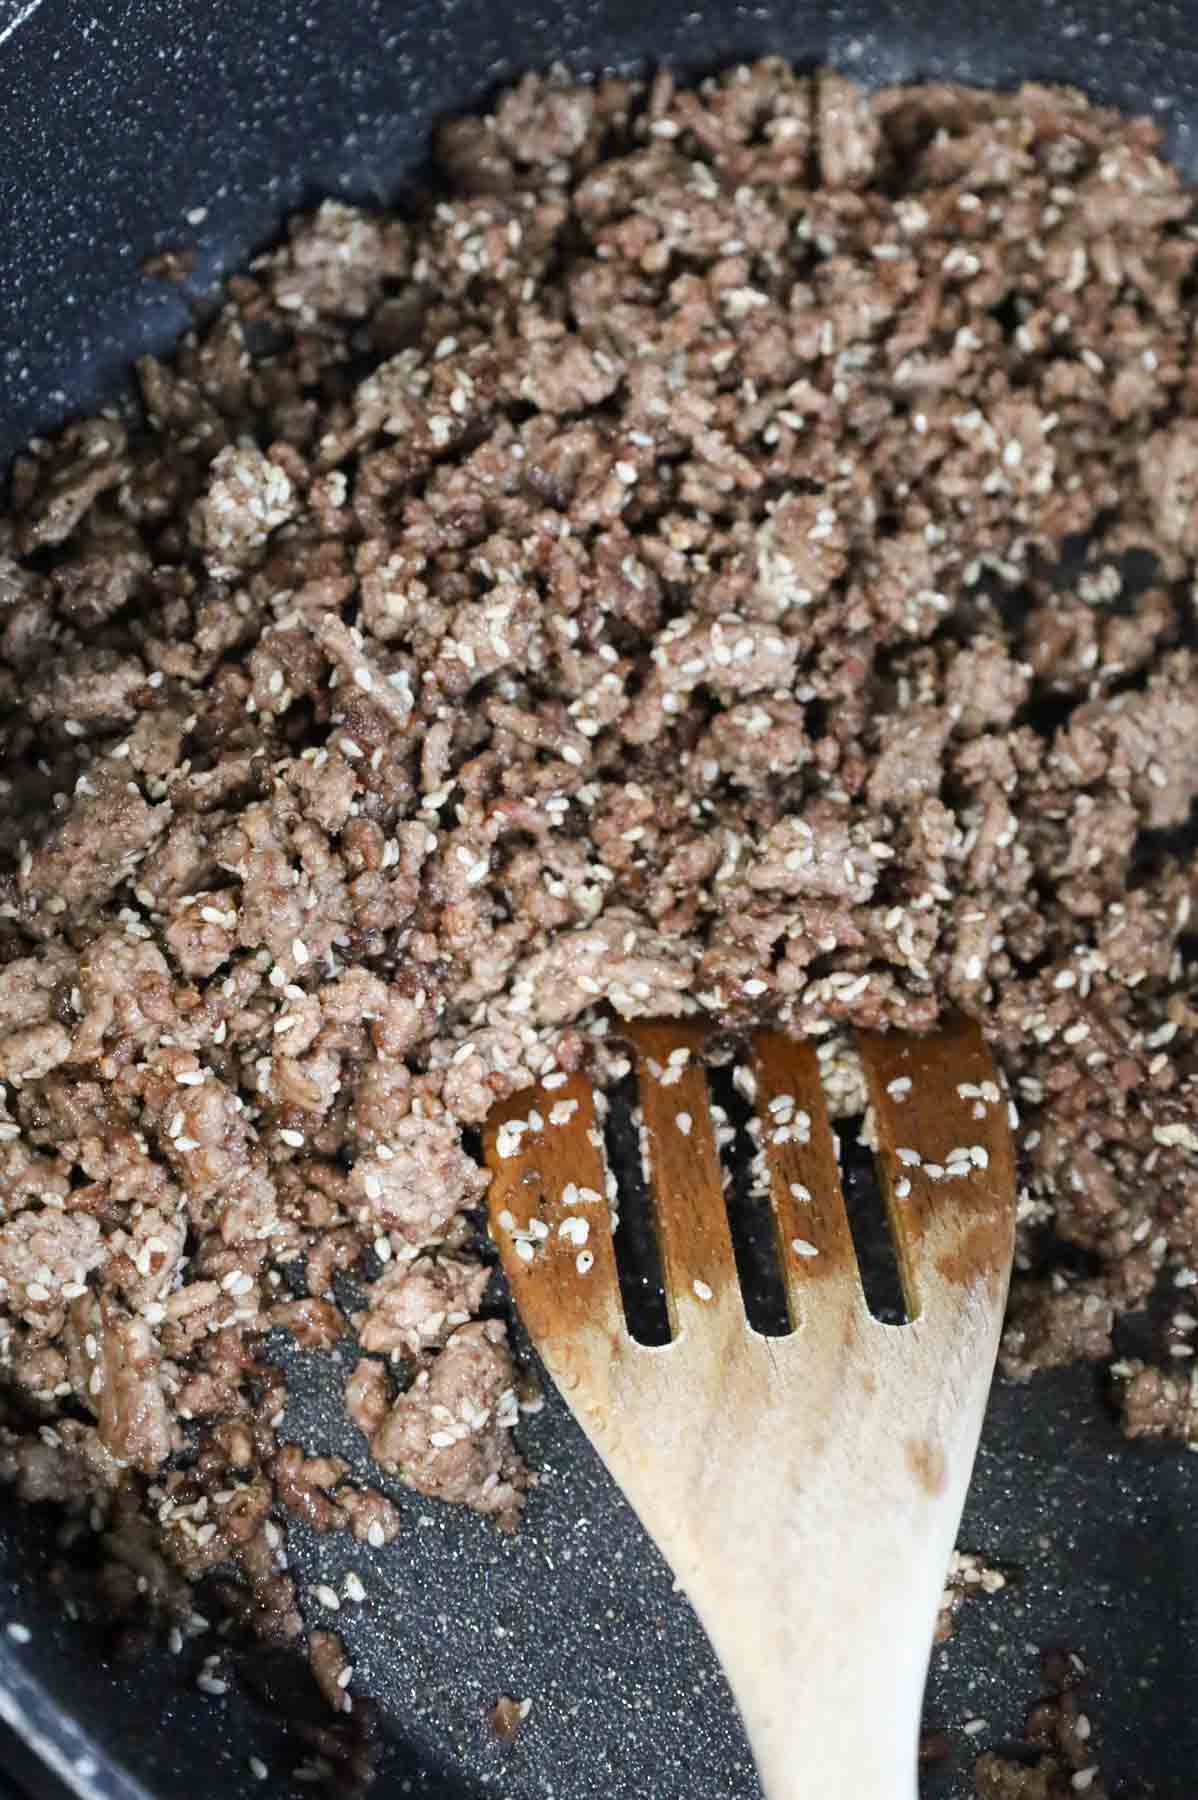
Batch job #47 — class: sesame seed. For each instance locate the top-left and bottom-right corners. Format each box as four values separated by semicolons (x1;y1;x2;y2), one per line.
249;1757;268;1780
367;1521;386;1549
313;1585;341;1611
791;1239;819;1258
692;1279;713;1301
675;1111;693;1136
6;1623;31;1644
789;1182;812;1203
896;1147;922;1167
576;1250;595;1275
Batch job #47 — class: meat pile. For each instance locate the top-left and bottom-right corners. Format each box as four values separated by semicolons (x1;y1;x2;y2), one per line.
0;56;1195;1783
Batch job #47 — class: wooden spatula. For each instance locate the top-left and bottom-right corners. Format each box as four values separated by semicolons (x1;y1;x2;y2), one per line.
484;1015;1016;1800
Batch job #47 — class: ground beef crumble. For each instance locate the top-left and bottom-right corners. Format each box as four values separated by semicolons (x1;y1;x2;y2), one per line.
1;59;1197;1787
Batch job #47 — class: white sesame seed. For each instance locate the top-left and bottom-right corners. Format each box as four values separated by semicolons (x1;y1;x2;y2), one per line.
367;1521;386;1549
692;1279;713;1302
313;1585;341;1611
789;1182;812;1203
576;1250;595;1275
886;1077;912;1100
791;1239;819;1258
6;1623;31;1644
675;1111;693;1137
249;1757;268;1781
896;1147;922;1167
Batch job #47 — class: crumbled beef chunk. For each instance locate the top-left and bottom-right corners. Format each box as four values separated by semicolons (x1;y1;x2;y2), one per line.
309;1628;353;1715
999;1282;1115;1383
94;1302;178;1472
1114;1359;1197;1446
189;444;296;577
1;58;1196;1758
370;1321;526;1524
975;1647;1110;1798
356;1255;490;1355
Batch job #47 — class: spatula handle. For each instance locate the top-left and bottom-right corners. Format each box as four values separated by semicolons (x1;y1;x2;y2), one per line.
674;1322;996;1800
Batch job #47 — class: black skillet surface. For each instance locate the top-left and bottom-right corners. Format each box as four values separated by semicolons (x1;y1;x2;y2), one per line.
1;1;1197;1795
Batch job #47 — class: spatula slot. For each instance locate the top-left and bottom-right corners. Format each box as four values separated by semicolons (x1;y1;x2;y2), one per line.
832;1117;910;1326
705;1061;794;1339
598;1063;673;1347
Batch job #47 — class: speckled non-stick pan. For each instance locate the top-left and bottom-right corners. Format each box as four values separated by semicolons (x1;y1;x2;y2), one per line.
1;2;1196;1797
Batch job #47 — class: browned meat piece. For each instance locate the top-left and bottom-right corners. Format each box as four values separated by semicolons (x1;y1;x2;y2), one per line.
309;1628;353;1714
95;1303;178;1472
348;1111;487;1245
18;766;170;925
0;1210;106;1332
356;1254;490;1355
371;1321;527;1525
999;1282;1115;1383
1115;1361;1197;1445
344;1357;391;1440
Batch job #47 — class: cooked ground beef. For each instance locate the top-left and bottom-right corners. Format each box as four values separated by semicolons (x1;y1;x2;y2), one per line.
1;58;1196;1791
974;1648;1109;1799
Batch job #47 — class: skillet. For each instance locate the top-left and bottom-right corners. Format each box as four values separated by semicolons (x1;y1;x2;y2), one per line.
1;1;1196;1795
